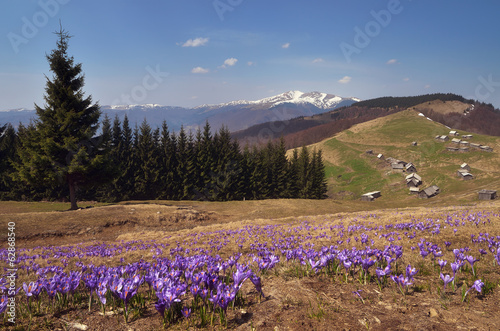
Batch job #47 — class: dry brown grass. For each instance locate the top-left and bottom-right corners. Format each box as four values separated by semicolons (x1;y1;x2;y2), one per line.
410;100;472;115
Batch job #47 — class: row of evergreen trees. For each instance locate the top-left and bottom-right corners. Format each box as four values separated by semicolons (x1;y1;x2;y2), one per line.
0;118;328;202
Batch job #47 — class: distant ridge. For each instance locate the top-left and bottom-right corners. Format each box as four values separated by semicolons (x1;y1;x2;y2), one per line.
351;93;472;109
0;91;359;132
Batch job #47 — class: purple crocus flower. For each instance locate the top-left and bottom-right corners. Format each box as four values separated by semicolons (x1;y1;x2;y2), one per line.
463;279;484;301
250;275;264;297
465;255;479;268
438;259;447;270
405;264;418;280
470;279;484;293
440;273;454;291
22;282;36;298
450;261;461;276
0;295;8;314
97;284;108;305
361;258;375;272
181;306;191;318
155;299;166;317
375;265;391;280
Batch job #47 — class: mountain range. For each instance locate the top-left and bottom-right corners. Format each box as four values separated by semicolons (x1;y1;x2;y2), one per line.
0;91;359;132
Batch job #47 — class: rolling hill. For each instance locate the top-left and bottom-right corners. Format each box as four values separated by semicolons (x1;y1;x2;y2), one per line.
233;94;500;149
298;109;500;207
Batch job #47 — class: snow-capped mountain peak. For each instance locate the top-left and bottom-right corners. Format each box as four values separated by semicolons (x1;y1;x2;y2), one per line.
196;90;359;110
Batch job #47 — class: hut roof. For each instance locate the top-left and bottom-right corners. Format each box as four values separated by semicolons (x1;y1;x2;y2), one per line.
422;185;440;197
406;173;422;181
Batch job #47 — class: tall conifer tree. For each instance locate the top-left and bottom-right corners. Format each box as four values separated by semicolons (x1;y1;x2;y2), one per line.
14;26;106;209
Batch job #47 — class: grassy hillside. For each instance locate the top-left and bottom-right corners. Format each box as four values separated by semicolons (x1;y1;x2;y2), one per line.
304;109;500;207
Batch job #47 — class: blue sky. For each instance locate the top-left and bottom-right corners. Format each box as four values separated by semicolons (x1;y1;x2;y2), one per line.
1;0;500;110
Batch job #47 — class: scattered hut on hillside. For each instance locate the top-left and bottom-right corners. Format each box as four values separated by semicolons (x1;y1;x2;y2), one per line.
470;143;481;149
406;173;422;182
460;163;471;171
480;145;493;152
377;154;384;160
460;141;470;147
459;147;469;153
386;157;396;164
446;147;459;152
391;163;405;173
405;163;417;173
439;135;449;142
462;134;473;139
409;187;420;194
418;185;440;199
412;141;418;146
406;173;422;188
361;191;382;202
478;189;497;200
459;172;474;180
365;150;373;155
451;138;461;144
449;130;459;136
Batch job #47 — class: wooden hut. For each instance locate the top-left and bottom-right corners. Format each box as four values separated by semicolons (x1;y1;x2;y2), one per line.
391;163;405;173
460;163;471;171
459;172;474;180
418;185;440;199
361;191;381;201
478;190;497;200
405;163;417;173
409;187;420;194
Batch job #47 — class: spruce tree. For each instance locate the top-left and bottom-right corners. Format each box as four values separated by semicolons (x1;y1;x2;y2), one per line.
194;121;214;200
134;119;160;199
14;27;106;209
114;115;135;201
159;120;175;199
298;146;312;198
272;137;289;198
0;124;17;199
310;149;328;199
286;148;300;198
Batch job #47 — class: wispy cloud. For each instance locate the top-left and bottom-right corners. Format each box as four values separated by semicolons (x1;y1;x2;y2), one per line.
191;67;210;74
282;42;290;49
247;61;255;66
386;59;399;65
338;76;352;84
182;37;209;47
219;58;238;69
312;58;324;64
403;77;410;82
